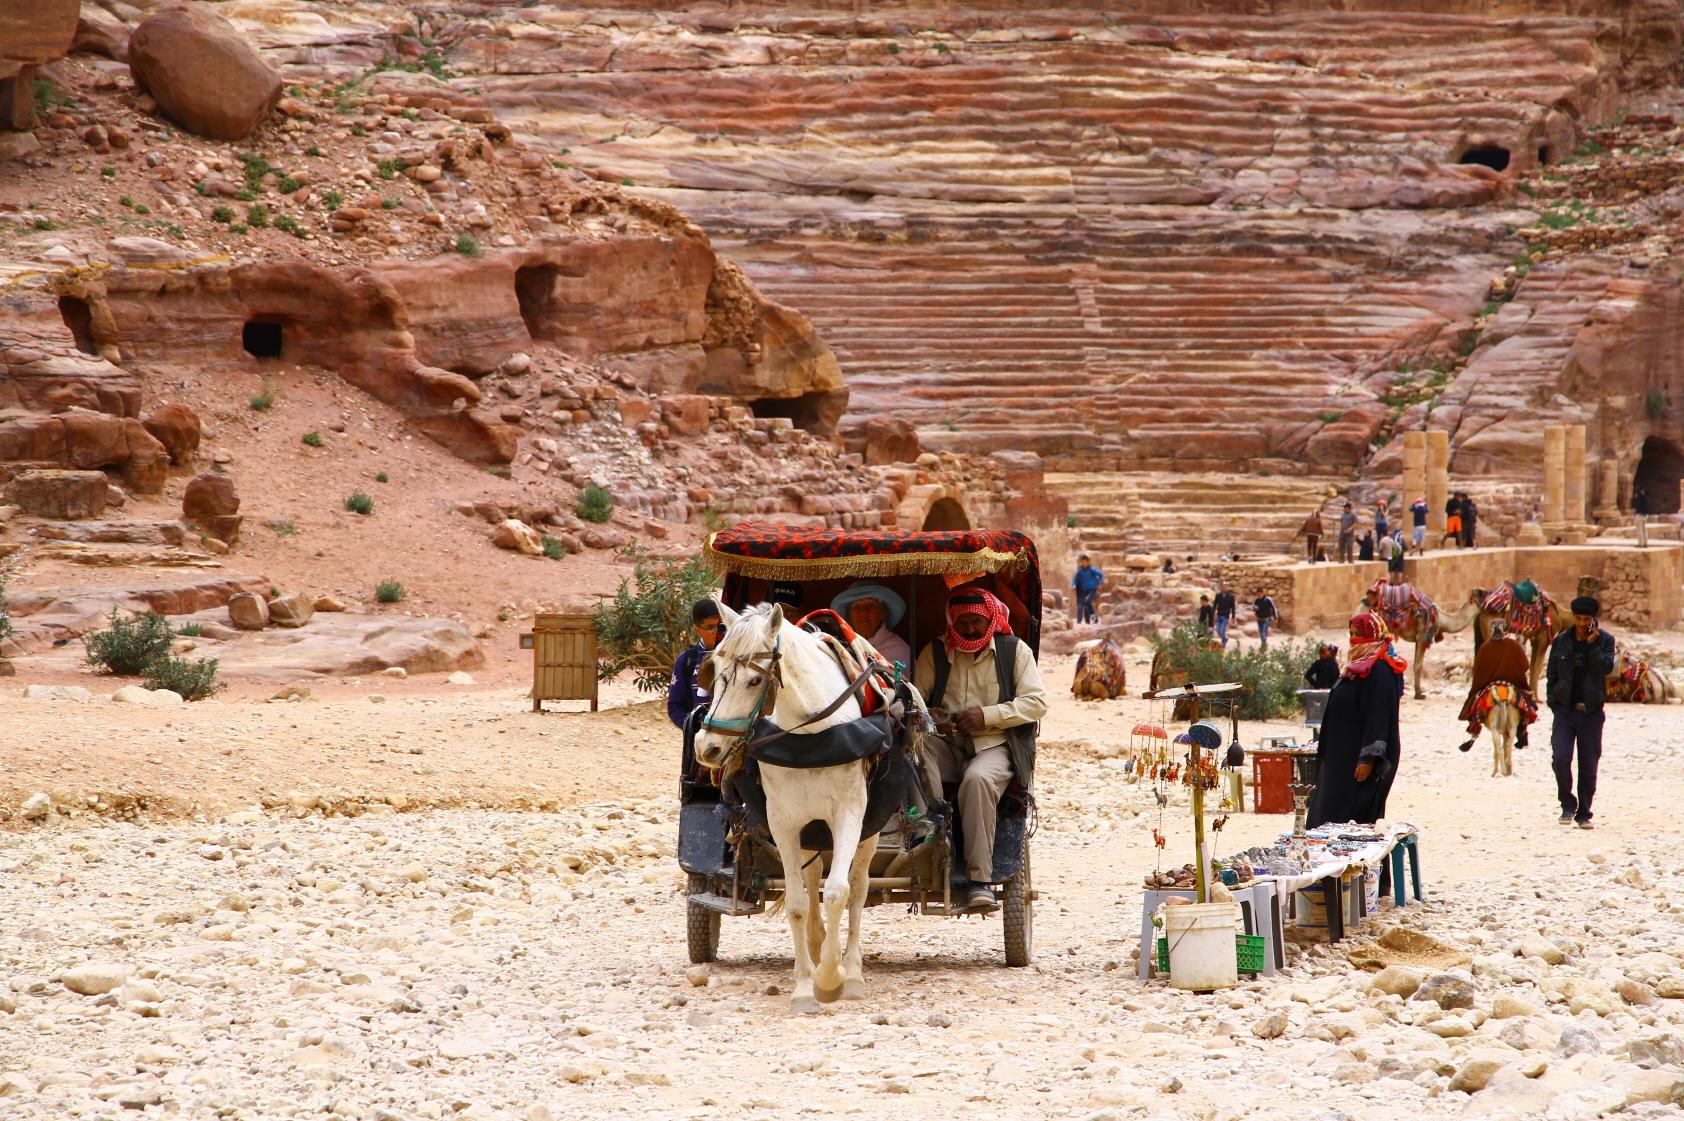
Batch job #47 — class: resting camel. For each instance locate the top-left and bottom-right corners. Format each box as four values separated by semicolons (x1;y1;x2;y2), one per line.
1469;584;1572;696
1606;650;1679;704
1355;582;1479;699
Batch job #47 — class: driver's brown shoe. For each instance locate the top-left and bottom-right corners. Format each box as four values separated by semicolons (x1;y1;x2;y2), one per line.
965;884;999;913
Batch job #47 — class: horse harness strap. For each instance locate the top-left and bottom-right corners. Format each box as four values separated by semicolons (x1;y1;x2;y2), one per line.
742;661;888;751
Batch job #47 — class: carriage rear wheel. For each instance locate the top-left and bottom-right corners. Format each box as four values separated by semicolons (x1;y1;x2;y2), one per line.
686;873;720;964
1002;848;1033;967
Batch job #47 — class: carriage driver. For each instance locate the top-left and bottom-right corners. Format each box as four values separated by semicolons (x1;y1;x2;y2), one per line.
913;588;1048;913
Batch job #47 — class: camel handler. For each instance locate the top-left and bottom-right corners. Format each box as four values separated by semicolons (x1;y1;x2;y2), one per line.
1456;618;1537;752
913;588;1047;913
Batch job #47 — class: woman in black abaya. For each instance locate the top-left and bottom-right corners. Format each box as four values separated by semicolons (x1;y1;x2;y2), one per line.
1306;611;1404;829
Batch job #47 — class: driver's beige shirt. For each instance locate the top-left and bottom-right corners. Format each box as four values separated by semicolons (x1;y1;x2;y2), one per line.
913;639;1048;753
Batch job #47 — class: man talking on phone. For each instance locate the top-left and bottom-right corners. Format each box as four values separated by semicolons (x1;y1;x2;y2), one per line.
1545;595;1617;829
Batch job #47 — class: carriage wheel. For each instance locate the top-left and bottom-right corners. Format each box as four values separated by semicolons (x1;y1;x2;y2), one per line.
1002;848;1033;967
686;873;720;964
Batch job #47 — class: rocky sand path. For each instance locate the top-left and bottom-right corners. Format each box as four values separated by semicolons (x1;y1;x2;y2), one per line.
3;658;1684;1120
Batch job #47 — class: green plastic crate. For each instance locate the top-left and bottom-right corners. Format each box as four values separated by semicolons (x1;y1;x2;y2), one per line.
1156;934;1266;976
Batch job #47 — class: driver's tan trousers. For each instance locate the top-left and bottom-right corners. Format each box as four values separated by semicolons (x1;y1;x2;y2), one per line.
921;737;1012;884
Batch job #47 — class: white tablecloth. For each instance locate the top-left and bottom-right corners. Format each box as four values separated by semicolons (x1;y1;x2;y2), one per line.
1253;821;1418;895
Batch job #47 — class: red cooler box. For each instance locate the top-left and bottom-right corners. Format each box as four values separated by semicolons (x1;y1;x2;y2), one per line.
1252;751;1297;815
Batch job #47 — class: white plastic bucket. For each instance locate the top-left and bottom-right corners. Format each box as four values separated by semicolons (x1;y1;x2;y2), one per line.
1165;902;1241;991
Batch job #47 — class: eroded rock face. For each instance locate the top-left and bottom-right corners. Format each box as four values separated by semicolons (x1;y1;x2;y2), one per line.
0;0;79;129
142;403;201;465
4;469;108;519
128;7;282;141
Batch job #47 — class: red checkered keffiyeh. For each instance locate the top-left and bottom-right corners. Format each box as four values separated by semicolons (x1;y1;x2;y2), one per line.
1343;611;1408;680
944;589;1013;656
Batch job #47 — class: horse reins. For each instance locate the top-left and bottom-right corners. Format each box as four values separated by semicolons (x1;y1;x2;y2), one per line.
700;631;889;764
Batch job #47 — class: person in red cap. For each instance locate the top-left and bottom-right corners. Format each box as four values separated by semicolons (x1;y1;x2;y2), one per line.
1306;611;1405;829
914;588;1047;912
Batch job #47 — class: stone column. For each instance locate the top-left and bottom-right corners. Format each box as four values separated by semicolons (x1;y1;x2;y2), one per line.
1593;459;1620;525
1425;430;1450;537
1565;424;1587;525
1402;431;1427;514
1543;426;1566;525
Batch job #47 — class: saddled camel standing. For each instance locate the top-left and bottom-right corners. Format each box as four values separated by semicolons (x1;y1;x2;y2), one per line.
1356;581;1479;699
1470;583;1572;695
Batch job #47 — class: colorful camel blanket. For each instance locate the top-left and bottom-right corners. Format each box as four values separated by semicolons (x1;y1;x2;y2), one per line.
1369;580;1437;642
1073;638;1127;700
1465;682;1539;736
1481;582;1555;637
1607;656;1656;703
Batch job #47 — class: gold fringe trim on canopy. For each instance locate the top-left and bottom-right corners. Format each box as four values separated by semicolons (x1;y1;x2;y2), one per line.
703;538;1030;582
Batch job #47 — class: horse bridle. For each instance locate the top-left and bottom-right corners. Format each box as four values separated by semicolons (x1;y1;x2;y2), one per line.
701;632;784;738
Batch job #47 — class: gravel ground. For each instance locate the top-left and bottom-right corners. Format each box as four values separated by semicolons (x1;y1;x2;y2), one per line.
3;650;1683;1120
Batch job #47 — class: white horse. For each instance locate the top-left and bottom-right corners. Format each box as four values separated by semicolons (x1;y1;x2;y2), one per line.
693;602;877;1013
1484;699;1521;778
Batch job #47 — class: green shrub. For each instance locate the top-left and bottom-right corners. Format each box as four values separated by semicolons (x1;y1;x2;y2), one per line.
0;574;12;646
267;518;298;537
375;472;389;483
144;654;222;701
1149;623;1311;720
377;158;403;180
594;547;718;691
211;205;235;224
133;204;150;215
302;431;324;447
1065;514;1078;529
1319;410;1343;423
542;535;566;560
306;145;323;157
249;383;276;410
238;152;271;192
276;176;302;194
31;218;56;231
83;609;176;676
380;198;401;210
101;165;117;179
176;622;204;637
575;483;614;523
274;214;304;237
194;179;212;196
321;189;343;211
119;196;134;208
345;491;374;516
375;580;405;603
247;203;269;228
454;233;480;257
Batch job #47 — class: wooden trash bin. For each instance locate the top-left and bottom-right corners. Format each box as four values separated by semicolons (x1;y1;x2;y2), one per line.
521;613;598;712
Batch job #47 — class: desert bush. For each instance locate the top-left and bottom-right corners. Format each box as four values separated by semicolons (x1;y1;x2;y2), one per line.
0;574;12;645
144;655;223;701
454;233;480;257
345;491;374;516
375;580;405;603
541;535;566;560
83;609;176;676
575;483;614;524
302;431;324;447
594;547;717;692
177;622;204;637
250;383;276;411
1149;622;1311;720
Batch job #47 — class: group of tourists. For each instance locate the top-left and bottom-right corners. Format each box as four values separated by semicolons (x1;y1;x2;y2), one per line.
1305;594;1616;831
1296;492;1481;564
671;581;1046;912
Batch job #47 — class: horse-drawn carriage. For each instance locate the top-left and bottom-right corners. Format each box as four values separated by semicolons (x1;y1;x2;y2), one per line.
677;524;1042;979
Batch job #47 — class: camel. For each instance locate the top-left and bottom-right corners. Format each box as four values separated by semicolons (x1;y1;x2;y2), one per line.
1073;637;1126;700
1469;584;1572;696
1606;650;1679;704
693;602;880;1013
1356;582;1479;700
1483;697;1523;778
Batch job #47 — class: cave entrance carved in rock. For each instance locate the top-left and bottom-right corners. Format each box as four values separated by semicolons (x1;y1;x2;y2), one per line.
921;496;971;531
1634;436;1684;514
516;265;561;341
58;296;97;355
748;392;839;434
242;319;284;359
1458;144;1512;172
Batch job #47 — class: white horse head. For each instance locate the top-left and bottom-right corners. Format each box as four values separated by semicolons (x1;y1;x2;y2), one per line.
693;602;860;769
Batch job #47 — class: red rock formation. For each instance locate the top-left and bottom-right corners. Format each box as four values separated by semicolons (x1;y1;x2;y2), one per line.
141;403;201;465
0;0;78;129
128;8;282;141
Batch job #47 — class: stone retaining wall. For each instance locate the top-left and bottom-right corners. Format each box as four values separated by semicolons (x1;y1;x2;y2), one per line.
1216;545;1684;633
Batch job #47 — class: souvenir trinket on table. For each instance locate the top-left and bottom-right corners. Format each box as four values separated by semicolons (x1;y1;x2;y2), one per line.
1142;681;1245;903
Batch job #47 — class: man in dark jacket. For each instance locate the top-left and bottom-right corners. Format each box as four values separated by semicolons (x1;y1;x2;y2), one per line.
1213;582;1237;648
668;598;726;728
1545;595;1618;829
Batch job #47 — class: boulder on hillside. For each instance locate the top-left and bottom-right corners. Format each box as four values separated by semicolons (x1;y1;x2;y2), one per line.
4;469;108;519
141;403;201;465
492;519;543;555
226;592;268;630
72;8;131;62
0;1;80;129
266;592;315;629
128;7;281;141
183;473;238;518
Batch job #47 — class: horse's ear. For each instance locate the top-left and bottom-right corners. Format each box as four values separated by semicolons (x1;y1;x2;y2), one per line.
767;603;785;630
716;601;741;626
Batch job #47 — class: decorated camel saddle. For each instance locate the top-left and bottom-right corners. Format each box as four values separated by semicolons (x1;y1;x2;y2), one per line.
1481;580;1555;637
1369;579;1437;641
1605;650;1674;704
1072;637;1127;700
1464;681;1539;736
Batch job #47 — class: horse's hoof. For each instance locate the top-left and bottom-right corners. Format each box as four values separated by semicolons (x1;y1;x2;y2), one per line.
841;980;866;1001
790;996;824;1016
813;982;844;1005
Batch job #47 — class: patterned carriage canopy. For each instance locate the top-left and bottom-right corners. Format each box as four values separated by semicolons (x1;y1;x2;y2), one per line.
704;525;1039;582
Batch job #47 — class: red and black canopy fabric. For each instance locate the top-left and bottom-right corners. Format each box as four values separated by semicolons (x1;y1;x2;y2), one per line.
704;524;1038;581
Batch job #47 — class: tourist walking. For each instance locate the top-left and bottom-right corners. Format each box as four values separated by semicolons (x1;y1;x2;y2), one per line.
1634;484;1650;548
1196;594;1215;635
1304;644;1340;689
1252;592;1278;650
1385;531;1407;581
1306;611;1405;829
1298;508;1324;562
1410;496;1428;553
1072;554;1105;625
1441;493;1464;549
1546;595;1617;829
1375;498;1390;541
1358;530;1375;561
1213;582;1236;648
1460;494;1479;548
1337;502;1357;563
